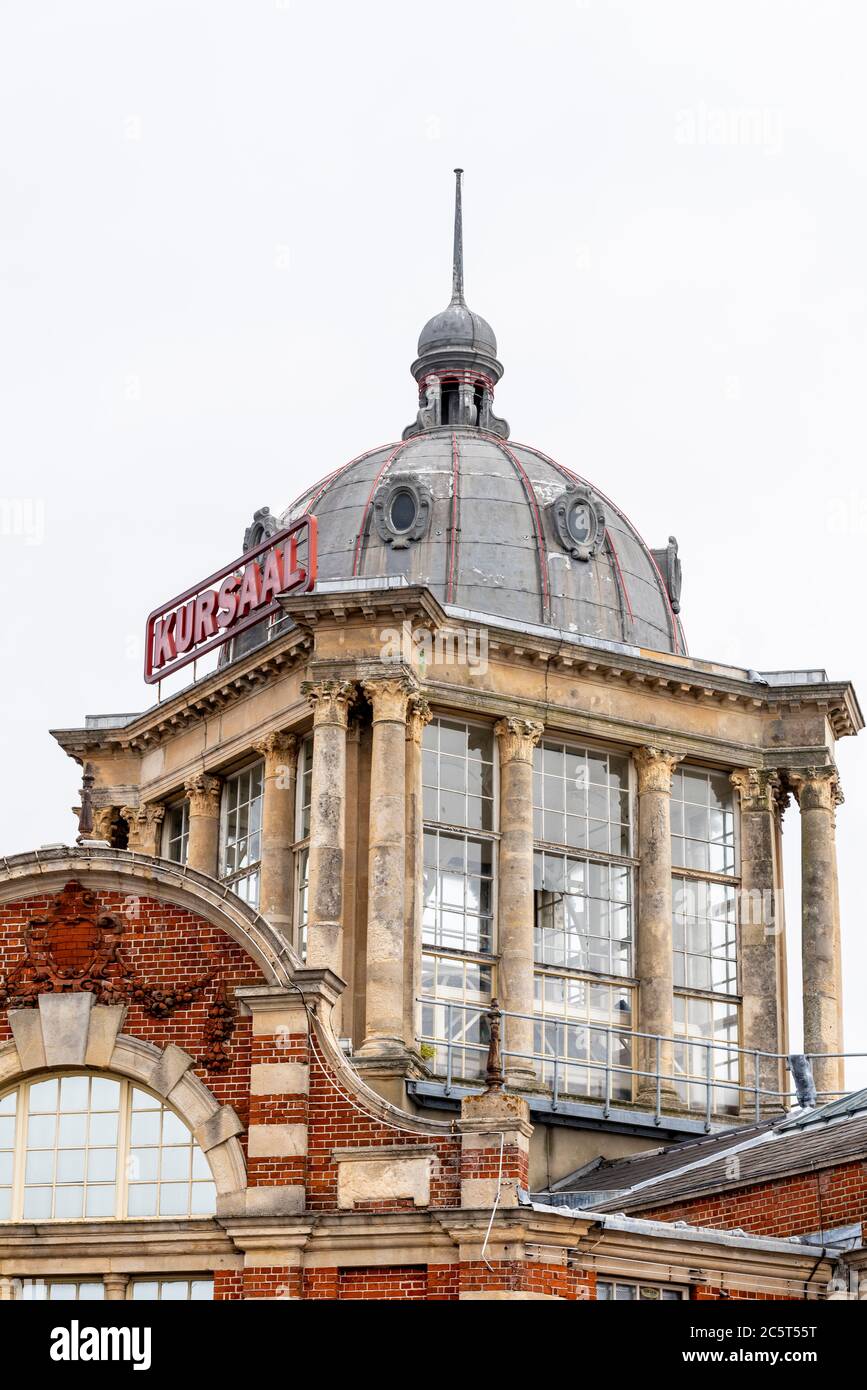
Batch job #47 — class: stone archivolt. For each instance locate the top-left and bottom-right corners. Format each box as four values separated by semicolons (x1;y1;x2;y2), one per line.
0;880;235;1073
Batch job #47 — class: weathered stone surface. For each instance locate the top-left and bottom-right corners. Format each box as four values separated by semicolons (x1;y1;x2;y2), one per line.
247;1123;307;1158
149;1042;195;1098
250;1062;309;1095
634;747;682;1100
336;1150;432;1210
84;1004;128;1067
494;719;543;1086
195;1105;244;1153
40;992;94;1066
8;1011;45;1071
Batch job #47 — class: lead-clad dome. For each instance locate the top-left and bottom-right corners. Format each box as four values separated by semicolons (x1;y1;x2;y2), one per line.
418;302;497;357
282;429;685;654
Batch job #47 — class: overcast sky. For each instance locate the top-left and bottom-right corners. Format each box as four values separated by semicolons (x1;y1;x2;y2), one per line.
1;0;865;1079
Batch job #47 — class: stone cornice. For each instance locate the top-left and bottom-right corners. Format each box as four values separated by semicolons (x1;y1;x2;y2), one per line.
0;1218;237;1265
50;627;313;761
280;583;448;633
49;600;862;767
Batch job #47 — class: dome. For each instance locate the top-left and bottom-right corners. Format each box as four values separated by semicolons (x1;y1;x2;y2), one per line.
418;302;497;357
282;428;685;655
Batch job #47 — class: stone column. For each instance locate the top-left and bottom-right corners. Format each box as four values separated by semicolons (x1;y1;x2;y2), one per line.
184;774;222;877
302;681;355;981
356;677;414;1063
103;1273;130;1301
634;747;682;1104
121;803;165;857
404;695;432;1049
730;769;787;1110
791;767;844;1099
494;718;544;1088
253;732;298;936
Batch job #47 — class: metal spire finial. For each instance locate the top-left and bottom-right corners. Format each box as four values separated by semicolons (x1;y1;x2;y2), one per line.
451;168;464;305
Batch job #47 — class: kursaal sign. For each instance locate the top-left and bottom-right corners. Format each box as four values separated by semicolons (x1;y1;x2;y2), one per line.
144;515;317;683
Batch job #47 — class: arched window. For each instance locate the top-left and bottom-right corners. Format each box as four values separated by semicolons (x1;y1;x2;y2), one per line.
0;1074;216;1221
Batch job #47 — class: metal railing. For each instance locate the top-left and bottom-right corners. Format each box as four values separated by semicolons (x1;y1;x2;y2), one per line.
417;996;862;1129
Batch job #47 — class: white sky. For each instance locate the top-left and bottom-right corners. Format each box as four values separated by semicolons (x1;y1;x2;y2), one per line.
1;0;865;1079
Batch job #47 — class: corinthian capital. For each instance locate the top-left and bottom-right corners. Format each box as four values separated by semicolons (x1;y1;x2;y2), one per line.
122;802;166;852
301;680;356;728
730;767;781;815
406;695;433;745
253;730;298;774
184;774;222;817
788;766;841;815
362;676;415;723
634;746;683;794
494;718;544;764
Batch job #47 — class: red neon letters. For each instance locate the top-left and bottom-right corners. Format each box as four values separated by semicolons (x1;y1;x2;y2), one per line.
144;515;317;684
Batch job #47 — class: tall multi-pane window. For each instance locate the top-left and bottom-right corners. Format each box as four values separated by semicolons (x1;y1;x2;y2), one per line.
164;801;189;865
419;719;495;1080
670;767;740;1111
0;1075;215;1221
532;742;635;1099
294;735;313;959
220;763;263;907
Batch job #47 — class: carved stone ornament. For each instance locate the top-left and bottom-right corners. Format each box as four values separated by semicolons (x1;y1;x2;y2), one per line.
550;484;605;562
494;718;544;764
372;474;433;550
651;535;683;614
634;746;683;793
0;881;235;1073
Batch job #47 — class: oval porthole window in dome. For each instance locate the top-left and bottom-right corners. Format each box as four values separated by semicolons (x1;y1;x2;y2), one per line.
550;484;605;562
389;488;418;534
566;498;594;547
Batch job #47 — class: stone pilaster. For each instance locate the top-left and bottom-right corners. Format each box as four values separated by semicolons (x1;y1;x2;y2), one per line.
253;731;299;937
634;747;682;1104
184;774;222;878
494;718;544;1088
121;802;165;857
790;767;844;1098
356;677;415;1068
103;1273;130;1301
301;681;355;984
730;768;787;1110
458;1089;532;1209
404;696;432;1049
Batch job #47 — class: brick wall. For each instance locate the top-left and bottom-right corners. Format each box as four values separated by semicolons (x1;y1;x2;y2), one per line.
636;1160;867;1238
0;890;263;1123
305;1033;461;1211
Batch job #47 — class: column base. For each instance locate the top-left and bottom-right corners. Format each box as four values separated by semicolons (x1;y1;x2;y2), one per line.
504;1065;546;1094
353;1038;430;1077
635;1085;681;1110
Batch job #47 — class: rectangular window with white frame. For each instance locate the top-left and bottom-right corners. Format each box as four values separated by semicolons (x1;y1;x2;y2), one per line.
219;762;264;908
531;740;636;1100
163;800;189;865
670;765;741;1113
419;717;496;1081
